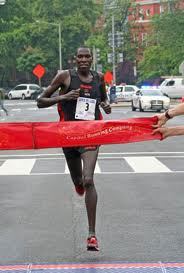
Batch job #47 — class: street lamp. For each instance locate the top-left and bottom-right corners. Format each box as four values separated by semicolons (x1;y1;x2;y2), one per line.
36;20;62;70
0;0;6;5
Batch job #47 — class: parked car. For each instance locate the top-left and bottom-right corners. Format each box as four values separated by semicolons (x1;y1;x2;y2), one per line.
159;77;184;98
115;85;140;102
131;87;170;112
30;87;44;100
8;84;41;100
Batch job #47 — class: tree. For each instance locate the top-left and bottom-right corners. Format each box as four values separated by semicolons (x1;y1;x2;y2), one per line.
0;0;103;86
138;10;184;81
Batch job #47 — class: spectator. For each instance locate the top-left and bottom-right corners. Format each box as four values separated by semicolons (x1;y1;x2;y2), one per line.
0;88;8;116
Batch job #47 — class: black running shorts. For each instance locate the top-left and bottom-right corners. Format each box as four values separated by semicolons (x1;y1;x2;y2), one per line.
62;146;98;159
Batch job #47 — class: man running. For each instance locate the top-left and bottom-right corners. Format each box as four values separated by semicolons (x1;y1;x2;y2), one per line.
37;46;111;251
0;88;8;116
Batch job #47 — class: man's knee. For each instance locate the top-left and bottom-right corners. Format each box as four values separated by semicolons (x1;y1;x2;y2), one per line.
83;177;94;189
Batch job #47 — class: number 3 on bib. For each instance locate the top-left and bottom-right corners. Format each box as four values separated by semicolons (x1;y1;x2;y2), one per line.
75;97;97;120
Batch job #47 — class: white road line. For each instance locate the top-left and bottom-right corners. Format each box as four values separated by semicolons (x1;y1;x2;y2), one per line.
27;108;38;110
94;161;101;173
65;162;70;174
29;170;184;175
64;160;101;174
0;159;36;175
0;152;184;158
124;156;172;173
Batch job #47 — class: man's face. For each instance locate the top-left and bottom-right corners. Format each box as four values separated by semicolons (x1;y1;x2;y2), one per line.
76;48;92;71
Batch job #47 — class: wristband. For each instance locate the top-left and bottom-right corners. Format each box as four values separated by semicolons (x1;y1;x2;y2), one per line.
165;110;172;119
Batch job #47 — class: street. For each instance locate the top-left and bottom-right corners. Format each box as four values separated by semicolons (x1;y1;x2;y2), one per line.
0;100;184;270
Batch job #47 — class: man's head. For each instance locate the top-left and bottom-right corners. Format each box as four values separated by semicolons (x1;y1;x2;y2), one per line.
75;46;93;73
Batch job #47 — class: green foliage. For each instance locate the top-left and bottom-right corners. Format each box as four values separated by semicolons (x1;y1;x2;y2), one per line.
0;0;103;84
17;47;46;72
138;10;184;81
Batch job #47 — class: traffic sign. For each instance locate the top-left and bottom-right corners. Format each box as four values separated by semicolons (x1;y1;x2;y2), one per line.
104;71;113;84
33;64;46;79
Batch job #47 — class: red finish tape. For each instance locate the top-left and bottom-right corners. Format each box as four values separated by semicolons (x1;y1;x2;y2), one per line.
0;117;161;150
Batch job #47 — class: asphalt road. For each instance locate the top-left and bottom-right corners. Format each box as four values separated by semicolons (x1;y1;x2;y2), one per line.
0;100;184;265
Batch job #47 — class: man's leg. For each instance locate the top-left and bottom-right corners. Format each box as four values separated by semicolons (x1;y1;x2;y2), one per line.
2;105;8;115
81;148;99;250
64;149;84;195
0;101;8;115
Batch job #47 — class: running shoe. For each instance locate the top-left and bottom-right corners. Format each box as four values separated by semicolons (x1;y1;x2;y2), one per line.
87;236;99;251
75;184;85;196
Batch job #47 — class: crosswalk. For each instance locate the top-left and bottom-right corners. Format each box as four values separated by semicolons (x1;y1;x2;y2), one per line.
0;155;183;175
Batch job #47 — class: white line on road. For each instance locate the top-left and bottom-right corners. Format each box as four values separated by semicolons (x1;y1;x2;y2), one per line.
0;159;36;175
28;170;184;175
64;160;101;174
0;151;184;158
124;156;172;173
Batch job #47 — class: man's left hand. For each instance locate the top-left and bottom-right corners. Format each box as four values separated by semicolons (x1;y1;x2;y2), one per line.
100;102;111;114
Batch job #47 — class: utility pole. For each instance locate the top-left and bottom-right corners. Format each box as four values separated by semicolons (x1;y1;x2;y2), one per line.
93;46;96;70
36;21;62;70
112;15;116;85
58;22;62;70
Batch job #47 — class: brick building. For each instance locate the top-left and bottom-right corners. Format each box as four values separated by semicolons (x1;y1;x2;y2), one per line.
129;0;184;59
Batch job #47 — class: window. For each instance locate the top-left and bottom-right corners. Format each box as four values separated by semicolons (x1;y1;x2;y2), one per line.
15;85;27;90
141;33;148;46
30;85;40;90
139;8;144;20
146;9;150;16
125;87;134;92
166;80;175;86
116;87;123;93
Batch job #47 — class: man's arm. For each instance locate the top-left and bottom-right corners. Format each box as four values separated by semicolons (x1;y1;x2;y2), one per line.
153;102;184;128
37;70;80;108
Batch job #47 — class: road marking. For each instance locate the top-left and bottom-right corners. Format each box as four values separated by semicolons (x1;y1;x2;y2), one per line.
64;161;101;174
124;156;172;173
0;155;183;175
0;151;184;158
0;159;36;175
65;162;70;174
0;262;184;271
27;107;39;110
94;161;101;173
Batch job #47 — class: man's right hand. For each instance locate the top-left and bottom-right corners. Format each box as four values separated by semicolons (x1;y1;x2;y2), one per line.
62;89;80;101
152;113;168;128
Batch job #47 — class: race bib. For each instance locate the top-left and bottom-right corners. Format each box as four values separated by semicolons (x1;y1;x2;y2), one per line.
75;97;97;120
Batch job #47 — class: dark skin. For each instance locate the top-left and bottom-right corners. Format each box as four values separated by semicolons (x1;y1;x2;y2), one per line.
37;47;111;246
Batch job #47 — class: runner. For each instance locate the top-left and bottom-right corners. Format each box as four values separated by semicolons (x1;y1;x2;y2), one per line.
37;46;111;251
0;88;8;116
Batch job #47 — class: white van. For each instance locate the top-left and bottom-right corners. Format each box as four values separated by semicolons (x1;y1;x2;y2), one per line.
8;84;41;100
160;78;184;98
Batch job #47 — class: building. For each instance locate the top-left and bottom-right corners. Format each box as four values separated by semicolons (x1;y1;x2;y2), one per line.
129;0;184;59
